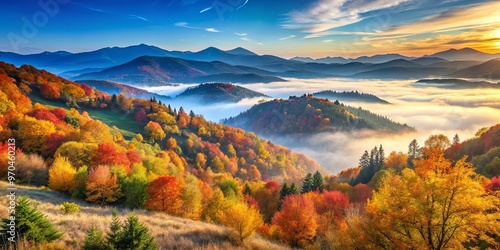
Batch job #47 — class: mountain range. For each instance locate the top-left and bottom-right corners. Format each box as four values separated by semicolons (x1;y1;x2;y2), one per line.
1;45;500;85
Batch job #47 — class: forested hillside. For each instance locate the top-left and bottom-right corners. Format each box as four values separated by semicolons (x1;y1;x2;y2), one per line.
175;83;268;103
223;94;413;135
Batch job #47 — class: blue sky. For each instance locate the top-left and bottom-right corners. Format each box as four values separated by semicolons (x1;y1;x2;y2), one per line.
1;0;499;58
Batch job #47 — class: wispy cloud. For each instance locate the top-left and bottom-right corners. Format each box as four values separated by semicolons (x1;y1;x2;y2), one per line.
205;28;220;33
200;6;213;13
283;0;411;36
71;2;108;13
323;39;333;43
175;22;221;33
366;25;500;55
235;33;247;36
304;30;374;39
279;35;296;40
377;1;500;37
128;14;148;22
236;0;250;10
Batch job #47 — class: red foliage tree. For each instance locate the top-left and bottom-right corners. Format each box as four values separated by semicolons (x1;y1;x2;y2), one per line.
134;109;149;124
145;176;183;215
40;84;60;100
349;183;373;203
42;133;67;157
491;176;500;191
314;190;350;232
91;143;130;171
51;108;67;121
27;108;62;124
126;150;143;165
80;84;94;96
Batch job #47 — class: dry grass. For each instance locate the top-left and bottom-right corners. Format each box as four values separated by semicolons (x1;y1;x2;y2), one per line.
0;182;290;250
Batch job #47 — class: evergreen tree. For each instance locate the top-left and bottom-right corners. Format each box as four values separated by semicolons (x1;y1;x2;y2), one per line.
279;183;290;202
158;100;162;106
372;147;379;170
359;150;370;169
115;214;158;250
111;94;117;105
408;139;421;168
289;183;299;195
312;171;324;192
0;196;62;244
377;144;385;171
106;209;122;249
149;105;154;113
82;226;106;250
301;173;313;194
453;134;460;145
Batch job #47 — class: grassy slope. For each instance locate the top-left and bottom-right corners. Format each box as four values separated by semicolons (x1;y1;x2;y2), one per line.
29;93;142;140
0;182;289;250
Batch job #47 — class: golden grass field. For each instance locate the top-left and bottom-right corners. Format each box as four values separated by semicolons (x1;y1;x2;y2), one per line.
0;182;290;250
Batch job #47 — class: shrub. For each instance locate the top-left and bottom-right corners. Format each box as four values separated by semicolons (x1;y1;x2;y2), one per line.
59;202;80;215
16;153;49;186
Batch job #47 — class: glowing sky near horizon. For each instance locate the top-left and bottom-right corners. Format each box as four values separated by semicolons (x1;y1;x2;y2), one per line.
1;0;500;58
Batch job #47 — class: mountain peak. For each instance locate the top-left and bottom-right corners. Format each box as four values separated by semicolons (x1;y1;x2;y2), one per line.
226;47;257;56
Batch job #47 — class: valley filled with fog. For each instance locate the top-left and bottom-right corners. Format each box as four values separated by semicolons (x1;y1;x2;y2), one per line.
143;78;500;174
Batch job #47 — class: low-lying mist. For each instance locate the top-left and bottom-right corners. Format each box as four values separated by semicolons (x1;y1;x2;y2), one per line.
145;78;500;174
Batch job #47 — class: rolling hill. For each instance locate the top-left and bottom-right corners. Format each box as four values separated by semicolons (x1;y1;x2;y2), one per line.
73;56;285;85
223;95;413;136
175;83;269;103
75;80;171;100
312;90;390;104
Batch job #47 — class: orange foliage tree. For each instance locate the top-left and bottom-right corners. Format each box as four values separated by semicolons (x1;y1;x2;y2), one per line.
144;121;166;142
145;176;183;215
272;194;318;247
86;165;122;205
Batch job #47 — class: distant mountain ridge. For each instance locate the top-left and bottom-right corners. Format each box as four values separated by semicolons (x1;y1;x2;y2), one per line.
72;56;286;85
2;45;500;85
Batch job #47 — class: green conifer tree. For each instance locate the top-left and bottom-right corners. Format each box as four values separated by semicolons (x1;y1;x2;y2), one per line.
106;209;122;249
301;173;313;194
1;196;62;245
115;214;158;250
312;171;324;192
82;226;106;250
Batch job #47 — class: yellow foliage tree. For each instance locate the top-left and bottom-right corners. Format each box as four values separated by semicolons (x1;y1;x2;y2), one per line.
365;157;500;249
17;116;56;153
220;201;264;243
48;157;76;192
